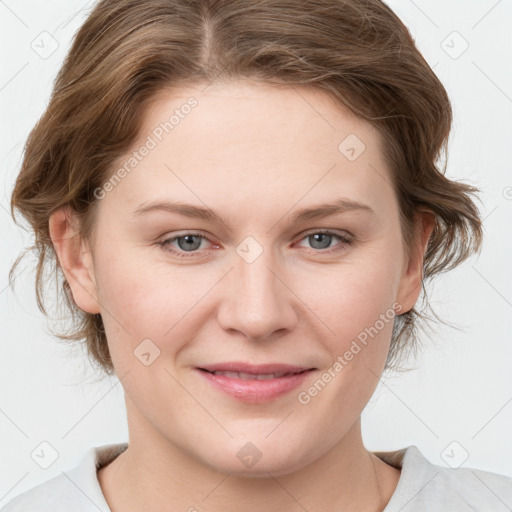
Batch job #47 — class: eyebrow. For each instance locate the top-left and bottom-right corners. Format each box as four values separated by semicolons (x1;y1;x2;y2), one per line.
132;198;375;225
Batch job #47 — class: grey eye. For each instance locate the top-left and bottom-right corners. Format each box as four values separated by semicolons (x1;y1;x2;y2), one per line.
176;234;204;251
307;233;334;250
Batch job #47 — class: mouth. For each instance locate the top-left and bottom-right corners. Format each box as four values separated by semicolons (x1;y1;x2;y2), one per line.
195;362;316;403
200;369;308;380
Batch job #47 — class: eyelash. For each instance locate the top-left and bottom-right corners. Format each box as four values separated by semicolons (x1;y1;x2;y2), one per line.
158;229;353;259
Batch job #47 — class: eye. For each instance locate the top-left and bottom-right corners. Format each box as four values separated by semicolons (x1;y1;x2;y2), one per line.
159;232;214;258
158;229;353;259
294;230;353;253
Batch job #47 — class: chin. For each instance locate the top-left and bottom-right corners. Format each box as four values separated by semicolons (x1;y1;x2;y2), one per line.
199;439;314;478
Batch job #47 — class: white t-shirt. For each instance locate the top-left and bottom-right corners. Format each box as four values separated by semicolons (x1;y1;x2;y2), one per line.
2;443;512;511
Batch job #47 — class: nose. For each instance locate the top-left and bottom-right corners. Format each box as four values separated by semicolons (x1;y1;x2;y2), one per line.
217;242;299;342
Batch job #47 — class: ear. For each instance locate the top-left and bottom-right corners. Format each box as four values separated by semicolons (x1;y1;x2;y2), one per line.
396;210;436;314
48;207;100;314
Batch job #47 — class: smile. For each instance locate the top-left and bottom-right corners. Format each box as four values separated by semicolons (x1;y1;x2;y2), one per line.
196;363;316;403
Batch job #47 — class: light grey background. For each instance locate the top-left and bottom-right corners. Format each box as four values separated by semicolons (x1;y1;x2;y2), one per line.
1;0;511;505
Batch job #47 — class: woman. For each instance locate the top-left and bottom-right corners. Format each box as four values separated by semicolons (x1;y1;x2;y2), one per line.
4;0;512;510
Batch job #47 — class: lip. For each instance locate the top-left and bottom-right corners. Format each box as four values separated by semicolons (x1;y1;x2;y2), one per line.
196;362;316;404
199;362;311;374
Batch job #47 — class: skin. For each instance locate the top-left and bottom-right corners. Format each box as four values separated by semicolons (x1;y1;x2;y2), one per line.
49;79;434;512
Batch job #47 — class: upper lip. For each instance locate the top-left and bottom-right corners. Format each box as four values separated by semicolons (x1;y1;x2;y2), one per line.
198;362;314;374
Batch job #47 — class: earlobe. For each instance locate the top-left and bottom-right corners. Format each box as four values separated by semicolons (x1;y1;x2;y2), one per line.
48;207;101;314
396;211;436;313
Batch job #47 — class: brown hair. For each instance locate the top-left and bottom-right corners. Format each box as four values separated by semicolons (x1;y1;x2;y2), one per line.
9;0;482;376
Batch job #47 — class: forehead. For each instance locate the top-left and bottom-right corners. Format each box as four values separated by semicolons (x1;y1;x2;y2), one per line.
101;80;396;221
140;79;379;156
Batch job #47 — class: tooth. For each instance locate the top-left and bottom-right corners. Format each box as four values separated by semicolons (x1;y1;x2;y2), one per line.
214;371;240;378
211;371;295;380
255;373;275;380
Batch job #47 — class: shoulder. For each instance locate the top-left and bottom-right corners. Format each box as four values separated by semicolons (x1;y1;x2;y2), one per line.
426;463;512;510
375;445;512;511
1;443;127;512
1;472;90;512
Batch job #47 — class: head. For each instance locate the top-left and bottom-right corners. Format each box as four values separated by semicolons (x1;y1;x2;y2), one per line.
11;0;482;475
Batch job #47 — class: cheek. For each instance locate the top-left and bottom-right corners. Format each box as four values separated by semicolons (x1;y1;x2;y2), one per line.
90;246;165;351
302;250;401;379
307;270;398;427
305;251;400;332
94;244;185;326
92;250;221;363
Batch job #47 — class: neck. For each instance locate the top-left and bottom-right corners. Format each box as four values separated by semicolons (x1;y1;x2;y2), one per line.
98;405;400;512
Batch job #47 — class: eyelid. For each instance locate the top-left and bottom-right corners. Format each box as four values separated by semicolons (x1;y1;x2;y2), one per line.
160;230;217;247
295;227;353;242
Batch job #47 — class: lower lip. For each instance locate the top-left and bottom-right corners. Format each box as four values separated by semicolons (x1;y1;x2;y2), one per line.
196;369;314;403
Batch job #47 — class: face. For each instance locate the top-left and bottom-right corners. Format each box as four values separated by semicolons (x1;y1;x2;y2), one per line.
55;79;427;476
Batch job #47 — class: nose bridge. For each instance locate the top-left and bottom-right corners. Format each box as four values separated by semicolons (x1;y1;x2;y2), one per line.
218;235;296;341
239;243;279;305
235;235;283;317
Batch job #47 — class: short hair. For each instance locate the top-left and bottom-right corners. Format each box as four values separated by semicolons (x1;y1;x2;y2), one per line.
10;0;482;377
